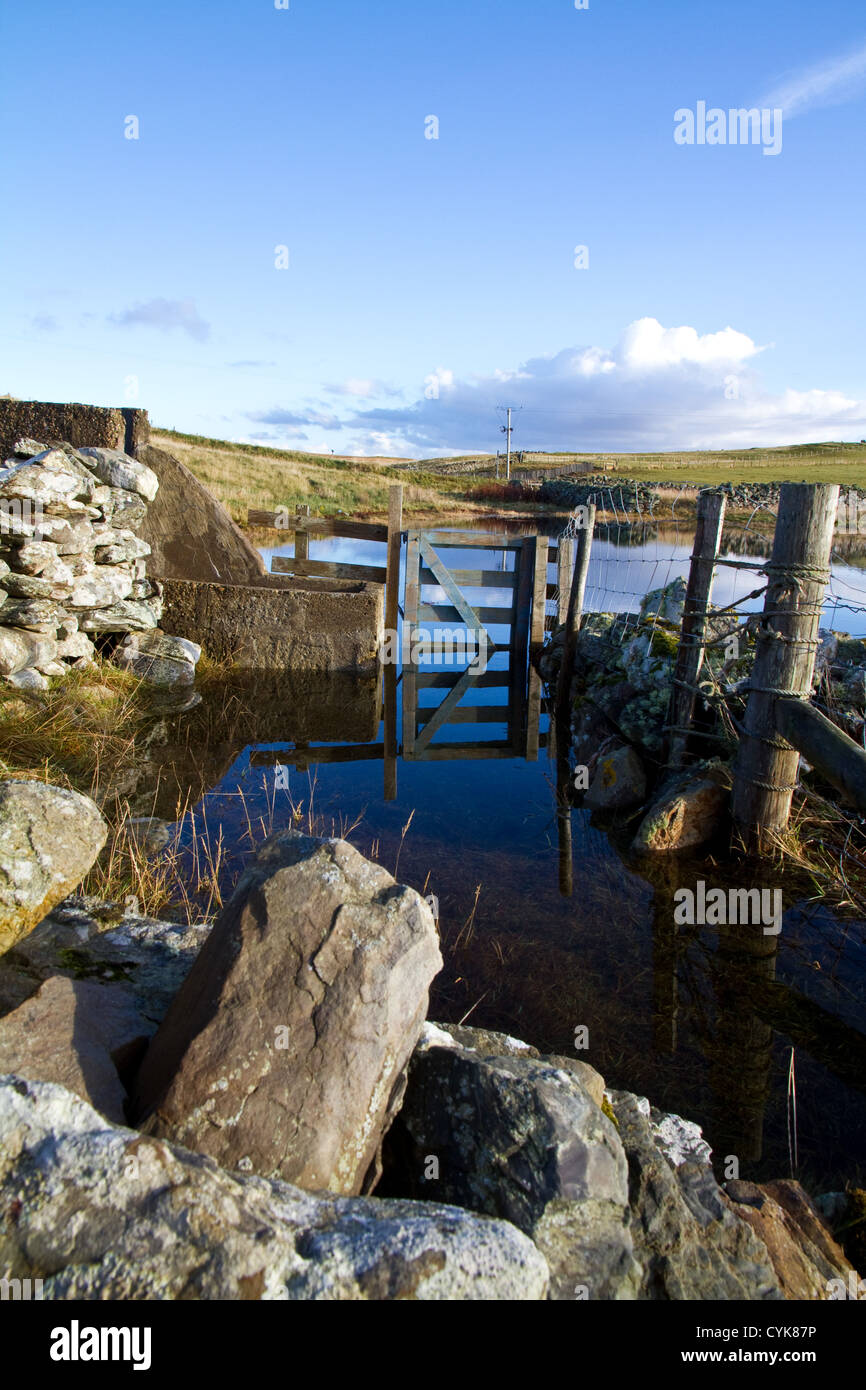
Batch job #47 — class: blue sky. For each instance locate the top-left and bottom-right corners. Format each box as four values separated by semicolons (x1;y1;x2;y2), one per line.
1;0;865;457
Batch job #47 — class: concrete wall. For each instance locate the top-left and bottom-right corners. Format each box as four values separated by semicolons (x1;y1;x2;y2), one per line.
0;400;150;460
161;574;384;673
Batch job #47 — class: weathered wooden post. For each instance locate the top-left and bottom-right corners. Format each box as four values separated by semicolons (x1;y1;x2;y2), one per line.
529;535;549;659
554;503;596;714
731;483;839;852
385;484;403;638
383;485;403;801
294;504;310;563
557;537;575;626
667;488;727;769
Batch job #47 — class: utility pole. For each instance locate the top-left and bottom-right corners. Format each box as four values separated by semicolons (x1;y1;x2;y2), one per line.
500;406;514;481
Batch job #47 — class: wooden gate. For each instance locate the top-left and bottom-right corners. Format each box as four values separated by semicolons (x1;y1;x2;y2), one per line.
401;528;548;762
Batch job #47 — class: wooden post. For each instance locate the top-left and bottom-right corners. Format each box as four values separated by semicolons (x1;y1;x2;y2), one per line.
667;489;727;769
529;535;548;660
731;483;839;852
557;537;574;626
295;505;310;563
383;664;398;801
510;538;534;754
554;503;595;715
401;532;421;761
385;484;403;638
776;699;866;813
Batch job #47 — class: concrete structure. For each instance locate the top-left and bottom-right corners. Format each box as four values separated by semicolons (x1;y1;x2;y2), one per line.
161;574;384;672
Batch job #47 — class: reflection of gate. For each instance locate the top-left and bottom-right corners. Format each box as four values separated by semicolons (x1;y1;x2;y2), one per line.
400;529;548;763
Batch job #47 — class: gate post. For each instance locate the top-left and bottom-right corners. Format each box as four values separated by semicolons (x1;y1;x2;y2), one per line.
731;483;839;852
667;488;726;769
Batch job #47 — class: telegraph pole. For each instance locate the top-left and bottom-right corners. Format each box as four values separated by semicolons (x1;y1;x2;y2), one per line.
500;406;514;480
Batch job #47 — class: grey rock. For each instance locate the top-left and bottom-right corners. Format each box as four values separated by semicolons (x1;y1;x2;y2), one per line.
0;895;212;1025
1;572;72;601
80;597;162;633
0;782;108;957
133;831;442;1196
584;745;647;813
608;1089;783;1300
69;566;134;610
98;489;148;532
0;629;57;677
633;767;729;853
0;975;151;1123
4;668;48;691
0;597;65;632
94;531;151;565
78;448;159;503
117;629;201;666
383;1029;639;1300
0;1077;549;1301
9;540;61;575
11;438;47;458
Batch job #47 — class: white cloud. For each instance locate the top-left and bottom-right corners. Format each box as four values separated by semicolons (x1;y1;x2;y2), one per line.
110;298;211;342
760;39;866;118
325;378;396;399
325;317;866;456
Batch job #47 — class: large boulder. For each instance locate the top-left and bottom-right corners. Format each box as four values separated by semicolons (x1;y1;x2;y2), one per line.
0;975;151;1123
0;1077;549;1300
380;1024;641;1300
132;831;442;1195
0;782;108;957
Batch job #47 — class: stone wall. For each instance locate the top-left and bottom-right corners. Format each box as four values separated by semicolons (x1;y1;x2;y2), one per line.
0;441;163;689
0;401;149;462
161;575;384;672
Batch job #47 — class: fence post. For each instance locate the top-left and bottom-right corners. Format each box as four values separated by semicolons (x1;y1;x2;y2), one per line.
530;535;549;659
667;488;727;769
294;505;310;563
731;482;839;852
554;503;596;714
557;538;575;626
385;484;403;638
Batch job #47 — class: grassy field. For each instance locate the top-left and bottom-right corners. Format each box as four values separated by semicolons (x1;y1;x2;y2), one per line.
152;429;492;525
153;428;866;525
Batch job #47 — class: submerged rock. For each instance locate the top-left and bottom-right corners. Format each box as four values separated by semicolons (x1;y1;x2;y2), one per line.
0;1076;549;1301
0;781;108;957
633;766;729;853
133;831;442;1196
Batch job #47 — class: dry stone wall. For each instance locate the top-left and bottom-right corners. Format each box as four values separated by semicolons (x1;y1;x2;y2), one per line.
0;439;165;689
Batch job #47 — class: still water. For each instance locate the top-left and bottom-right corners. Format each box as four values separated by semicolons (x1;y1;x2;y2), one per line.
165;520;866;1193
